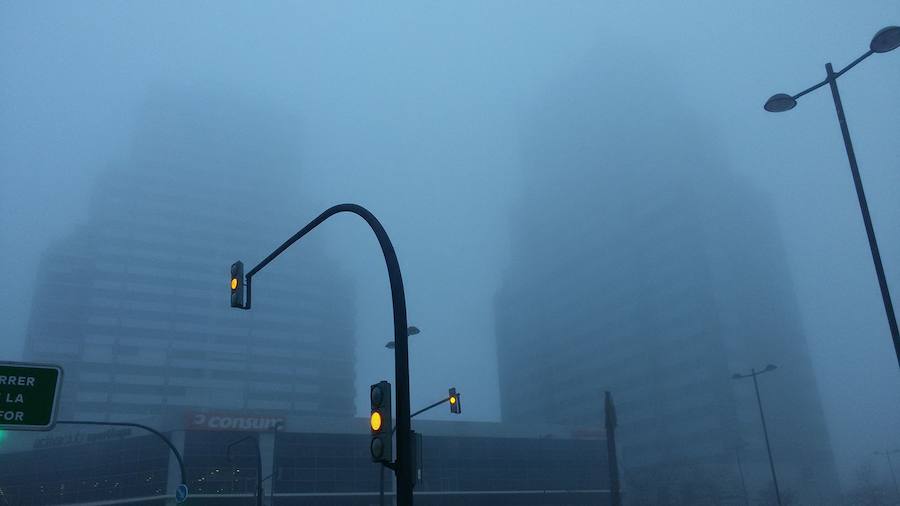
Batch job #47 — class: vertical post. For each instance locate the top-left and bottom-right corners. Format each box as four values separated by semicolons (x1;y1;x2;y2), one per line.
255;438;263;506
826;62;900;368
259;431;276;506
166;431;186;506
752;370;782;506
605;391;622;506
736;448;749;506
380;464;385;506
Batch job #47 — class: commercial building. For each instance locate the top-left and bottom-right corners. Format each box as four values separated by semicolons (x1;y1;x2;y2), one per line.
23;90;356;422
0;413;608;505
495;53;839;504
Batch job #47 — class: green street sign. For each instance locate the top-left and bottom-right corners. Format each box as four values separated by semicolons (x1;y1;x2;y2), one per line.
0;362;63;431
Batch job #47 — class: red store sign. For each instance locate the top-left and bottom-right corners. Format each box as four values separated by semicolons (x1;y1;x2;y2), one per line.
186;411;285;432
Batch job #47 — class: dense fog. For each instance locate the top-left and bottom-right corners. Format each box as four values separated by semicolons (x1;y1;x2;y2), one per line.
1;2;898;505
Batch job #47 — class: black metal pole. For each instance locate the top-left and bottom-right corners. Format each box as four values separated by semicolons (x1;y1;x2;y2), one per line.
392;396;454;437
57;420;186;490
825;62;900;368
256;439;263;506
751;370;782;506
410;397;451;419
604;391;621;506
380;462;385;506
241;204;413;505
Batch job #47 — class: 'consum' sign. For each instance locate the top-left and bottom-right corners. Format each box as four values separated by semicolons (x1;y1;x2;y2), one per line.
0;362;63;430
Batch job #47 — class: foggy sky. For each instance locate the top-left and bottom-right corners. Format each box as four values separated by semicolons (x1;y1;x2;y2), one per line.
1;0;898;490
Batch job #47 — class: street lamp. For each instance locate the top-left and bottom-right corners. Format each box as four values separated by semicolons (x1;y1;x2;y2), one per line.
874;448;900;502
386;326;420;349
57;420;187;501
732;364;781;506
226;435;262;506
764;26;900;369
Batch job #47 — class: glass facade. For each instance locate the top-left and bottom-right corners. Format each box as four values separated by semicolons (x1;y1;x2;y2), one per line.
0;433;168;505
0;425;607;506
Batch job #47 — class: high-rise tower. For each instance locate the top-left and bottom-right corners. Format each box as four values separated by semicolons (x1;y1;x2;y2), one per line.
495;53;839;504
25;90;356;422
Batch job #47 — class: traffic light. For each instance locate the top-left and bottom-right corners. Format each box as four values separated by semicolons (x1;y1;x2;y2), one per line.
370;381;393;463
230;261;244;308
449;388;461;414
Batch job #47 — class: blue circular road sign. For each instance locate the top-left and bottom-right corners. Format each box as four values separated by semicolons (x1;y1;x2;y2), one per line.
175;483;189;503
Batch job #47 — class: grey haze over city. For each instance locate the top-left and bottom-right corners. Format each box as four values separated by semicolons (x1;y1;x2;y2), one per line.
1;1;899;504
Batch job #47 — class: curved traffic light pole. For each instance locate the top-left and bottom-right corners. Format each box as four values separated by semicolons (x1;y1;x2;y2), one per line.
56;420;186;493
234;203;414;506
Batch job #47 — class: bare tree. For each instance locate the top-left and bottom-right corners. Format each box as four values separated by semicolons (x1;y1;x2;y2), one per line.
845;462;891;506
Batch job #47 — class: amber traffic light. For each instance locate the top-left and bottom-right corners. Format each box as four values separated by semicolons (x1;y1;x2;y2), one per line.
370;381;393;463
369;411;382;431
449;387;461;414
230;261;244;308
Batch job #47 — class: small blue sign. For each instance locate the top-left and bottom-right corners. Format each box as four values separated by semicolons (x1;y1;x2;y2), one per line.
175;483;189;503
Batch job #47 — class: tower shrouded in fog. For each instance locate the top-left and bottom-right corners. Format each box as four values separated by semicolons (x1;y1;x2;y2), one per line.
24;89;356;421
495;52;839;503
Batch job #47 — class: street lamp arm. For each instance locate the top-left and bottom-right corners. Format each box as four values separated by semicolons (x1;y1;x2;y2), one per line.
791;78;830;101
225;434;262;506
226;435;256;459
57;420;186;490
835;50;875;79
785;50;874;102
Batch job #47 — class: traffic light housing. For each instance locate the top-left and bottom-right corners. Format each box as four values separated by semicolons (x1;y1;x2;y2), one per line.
370;381;393;463
230;261;244;308
449;388;461;414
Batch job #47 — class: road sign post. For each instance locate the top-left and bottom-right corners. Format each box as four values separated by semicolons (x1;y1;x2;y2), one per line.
0;362;62;431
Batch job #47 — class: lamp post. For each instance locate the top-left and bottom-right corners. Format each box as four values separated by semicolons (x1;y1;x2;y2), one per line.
57;420;187;500
732;364;782;506
874;449;900;502
764;26;900;369
735;442;750;506
231;204;415;505
380;325;421;506
386;326;420;349
226;435;262;506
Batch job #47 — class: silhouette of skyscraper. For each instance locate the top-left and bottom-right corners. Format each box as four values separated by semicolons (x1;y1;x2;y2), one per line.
24;89;356;421
495;52;839;504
